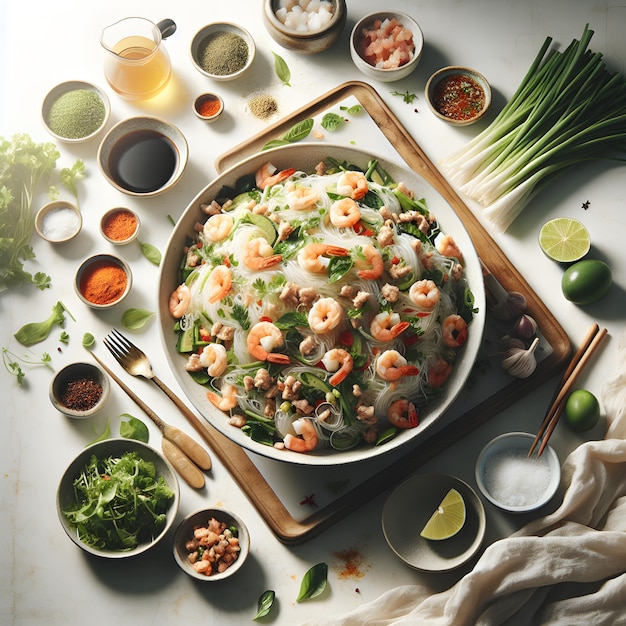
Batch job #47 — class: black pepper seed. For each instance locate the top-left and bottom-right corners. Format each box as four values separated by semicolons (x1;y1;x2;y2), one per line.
60;377;103;411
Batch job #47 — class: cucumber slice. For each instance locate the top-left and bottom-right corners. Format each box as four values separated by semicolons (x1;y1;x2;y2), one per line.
177;327;194;353
241;212;278;245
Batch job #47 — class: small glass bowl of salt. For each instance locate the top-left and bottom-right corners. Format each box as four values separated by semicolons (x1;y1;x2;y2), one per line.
475;432;561;513
35;201;82;244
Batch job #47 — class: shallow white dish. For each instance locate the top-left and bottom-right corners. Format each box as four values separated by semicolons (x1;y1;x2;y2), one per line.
475;432;561;513
382;473;486;572
157;143;485;466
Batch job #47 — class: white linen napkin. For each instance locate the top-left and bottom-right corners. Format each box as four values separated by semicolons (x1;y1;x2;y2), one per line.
304;328;626;626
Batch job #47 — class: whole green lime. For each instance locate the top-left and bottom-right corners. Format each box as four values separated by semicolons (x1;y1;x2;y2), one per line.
564;389;600;432
561;259;612;305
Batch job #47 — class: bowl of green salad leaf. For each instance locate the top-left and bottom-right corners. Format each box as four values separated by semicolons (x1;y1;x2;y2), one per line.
57;439;179;558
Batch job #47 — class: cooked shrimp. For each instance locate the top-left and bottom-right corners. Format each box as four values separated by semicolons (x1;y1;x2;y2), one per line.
199;343;228;377
321;348;354;386
247;321;290;364
408;279;440;310
375;349;419;381
329;198;361;228
427;357;453;387
297;243;349;273
308;297;343;334
337;170;368;200
354;244;383;280
206;265;233;303
255;162;296;190
285;184;320;211
207;383;238;411
388;399;419;429
441;314;468;348
169;284;191;318
370;311;410;342
203;214;234;243
243;237;282;270
284;418;319;453
436;234;463;262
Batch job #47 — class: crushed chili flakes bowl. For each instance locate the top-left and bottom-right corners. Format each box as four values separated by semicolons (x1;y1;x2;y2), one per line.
50;361;110;418
426;66;492;126
100;207;140;245
75;253;132;309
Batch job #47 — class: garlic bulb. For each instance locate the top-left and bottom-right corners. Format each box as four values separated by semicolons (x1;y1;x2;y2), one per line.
502;337;540;378
485;274;528;320
499;335;526;352
513;314;538;340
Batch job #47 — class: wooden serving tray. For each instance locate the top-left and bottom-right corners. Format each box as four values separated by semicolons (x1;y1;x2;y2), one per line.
194;81;571;544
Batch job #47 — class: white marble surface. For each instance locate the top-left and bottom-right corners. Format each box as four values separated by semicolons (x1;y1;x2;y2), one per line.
1;1;625;624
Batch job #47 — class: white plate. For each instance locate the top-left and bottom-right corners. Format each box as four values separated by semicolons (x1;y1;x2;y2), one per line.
158;143;486;466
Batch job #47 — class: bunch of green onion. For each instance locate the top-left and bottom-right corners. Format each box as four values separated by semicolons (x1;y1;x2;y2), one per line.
441;24;626;231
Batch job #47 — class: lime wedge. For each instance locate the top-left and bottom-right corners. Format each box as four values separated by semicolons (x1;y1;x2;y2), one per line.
539;218;590;263
420;488;466;540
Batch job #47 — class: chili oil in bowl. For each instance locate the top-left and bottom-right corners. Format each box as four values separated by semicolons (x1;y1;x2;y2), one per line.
49;361;110;418
41;80;110;143
100;207;140;245
426;66;492;126
57;438;180;558
173;507;250;581
263;0;346;54
190;22;255;80
193;92;224;122
350;11;423;82
75;253;132;309
475;432;561;513
35;200;82;244
98;116;188;197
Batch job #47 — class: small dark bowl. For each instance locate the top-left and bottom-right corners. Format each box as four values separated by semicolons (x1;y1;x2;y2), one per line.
49;361;110;418
173;507;250;581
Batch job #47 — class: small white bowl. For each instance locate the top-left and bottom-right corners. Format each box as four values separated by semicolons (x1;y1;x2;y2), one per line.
382;473;486;573
100;207;140;245
425;66;492;126
475;432;561;513
75;253;132;309
193;92;225;122
35;200;82;244
42;80;110;143
190;23;255;80
57;439;179;558
173;507;250;581
50;361;110;418
350;11;423;82
263;0;347;55
98;116;188;197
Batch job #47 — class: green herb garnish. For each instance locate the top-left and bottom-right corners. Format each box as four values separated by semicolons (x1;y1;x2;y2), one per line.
321;112;347;131
391;90;418;104
14;301;69;346
254;590;276;620
138;241;161;266
119;414;150;443
2;347;52;386
121;308;155;330
296;562;328;602
272;51;291;86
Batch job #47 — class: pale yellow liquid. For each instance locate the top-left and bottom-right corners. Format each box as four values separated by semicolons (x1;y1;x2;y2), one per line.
104;35;171;100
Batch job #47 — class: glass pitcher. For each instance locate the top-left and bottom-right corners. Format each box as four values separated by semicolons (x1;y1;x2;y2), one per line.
101;17;176;101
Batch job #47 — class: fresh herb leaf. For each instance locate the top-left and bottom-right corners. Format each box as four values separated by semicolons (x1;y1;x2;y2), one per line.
274;311;308;329
59;159;86;209
14;301;68;346
138;241;162;266
254;590;276;620
327;255;353;283
272;51;291;86
282;118;314;142
59;330;70;345
121;308;155;330
119;414;150;443
86;417;111;446
296;562;328;602
262;139;291;151
321;112;346;131
2;347;53;386
82;332;96;349
340;104;364;115
391;90;418;104
231;302;250;330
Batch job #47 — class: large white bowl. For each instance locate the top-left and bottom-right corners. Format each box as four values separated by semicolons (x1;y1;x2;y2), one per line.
158;143;485;466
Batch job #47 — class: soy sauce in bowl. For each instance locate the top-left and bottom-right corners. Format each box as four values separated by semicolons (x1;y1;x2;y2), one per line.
109;129;177;193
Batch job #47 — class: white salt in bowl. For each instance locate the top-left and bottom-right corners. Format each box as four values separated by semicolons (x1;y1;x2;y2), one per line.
475;432;561;513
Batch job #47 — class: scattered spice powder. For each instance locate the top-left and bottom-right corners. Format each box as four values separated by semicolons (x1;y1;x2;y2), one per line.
249;94;278;120
79;260;128;305
102;209;138;242
333;548;370;580
199;31;249;76
60;377;103;411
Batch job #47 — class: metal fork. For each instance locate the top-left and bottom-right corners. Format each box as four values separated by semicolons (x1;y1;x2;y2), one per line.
103;329;212;472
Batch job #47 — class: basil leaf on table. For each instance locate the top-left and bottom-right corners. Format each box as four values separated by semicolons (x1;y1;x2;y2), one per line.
121;308;155;330
253;590;276;620
138;241;161;266
119;414;150;443
321;112;346;131
296;562;328;602
272;51;291;86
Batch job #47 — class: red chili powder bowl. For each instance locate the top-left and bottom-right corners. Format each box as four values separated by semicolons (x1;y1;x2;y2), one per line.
100;207;140;244
193;92;224;121
75;254;132;308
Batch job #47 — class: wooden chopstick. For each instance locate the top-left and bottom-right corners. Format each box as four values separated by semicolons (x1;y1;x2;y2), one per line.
529;324;607;457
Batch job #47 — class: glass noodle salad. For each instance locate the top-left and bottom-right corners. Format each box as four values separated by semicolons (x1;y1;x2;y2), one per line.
168;157;476;454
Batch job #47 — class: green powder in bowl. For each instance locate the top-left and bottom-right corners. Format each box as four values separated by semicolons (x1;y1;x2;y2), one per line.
42;81;110;142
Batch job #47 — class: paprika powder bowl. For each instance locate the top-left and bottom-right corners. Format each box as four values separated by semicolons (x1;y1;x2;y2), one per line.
50;361;110;418
193;92;224;122
100;207;140;245
75;253;132;309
